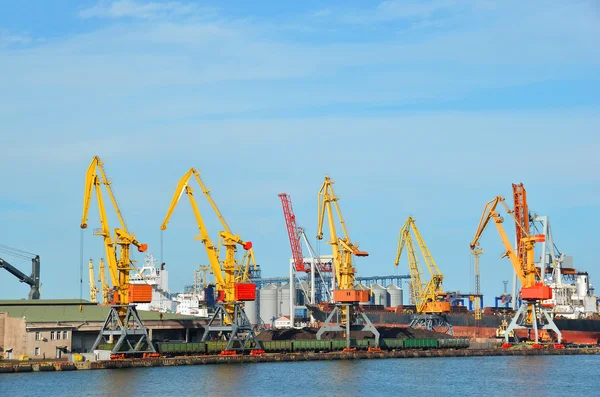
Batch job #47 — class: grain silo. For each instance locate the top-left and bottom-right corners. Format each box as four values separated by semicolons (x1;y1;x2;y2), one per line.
259;284;278;325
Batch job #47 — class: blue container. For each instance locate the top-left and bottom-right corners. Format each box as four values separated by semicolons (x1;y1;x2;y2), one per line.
205;286;215;307
294;308;308;318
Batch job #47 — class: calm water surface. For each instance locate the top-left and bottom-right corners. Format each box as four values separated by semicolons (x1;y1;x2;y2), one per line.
1;355;595;396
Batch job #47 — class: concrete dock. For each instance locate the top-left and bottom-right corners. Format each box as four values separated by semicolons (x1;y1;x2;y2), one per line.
1;347;599;373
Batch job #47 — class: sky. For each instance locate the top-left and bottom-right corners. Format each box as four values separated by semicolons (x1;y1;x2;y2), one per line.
0;0;599;306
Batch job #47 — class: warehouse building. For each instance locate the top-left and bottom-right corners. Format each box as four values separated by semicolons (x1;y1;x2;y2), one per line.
0;299;205;359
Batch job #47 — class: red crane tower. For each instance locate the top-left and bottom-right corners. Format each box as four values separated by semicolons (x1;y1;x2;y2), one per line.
279;193;307;272
512;183;530;269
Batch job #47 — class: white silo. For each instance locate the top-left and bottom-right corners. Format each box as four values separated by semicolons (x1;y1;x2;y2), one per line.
371;284;387;306
387;284;403;307
244;300;258;325
279;283;291;317
259;284;278;325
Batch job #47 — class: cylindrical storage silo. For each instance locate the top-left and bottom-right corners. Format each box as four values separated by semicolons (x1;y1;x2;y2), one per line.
279;283;291;317
244;300;258;325
387;284;403;307
259;284;278;325
371;284;387;306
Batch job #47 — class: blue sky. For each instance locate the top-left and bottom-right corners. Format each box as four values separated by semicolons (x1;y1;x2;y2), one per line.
1;0;599;306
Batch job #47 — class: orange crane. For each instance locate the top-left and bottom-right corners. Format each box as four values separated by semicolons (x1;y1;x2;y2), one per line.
469;195;561;344
314;176;379;348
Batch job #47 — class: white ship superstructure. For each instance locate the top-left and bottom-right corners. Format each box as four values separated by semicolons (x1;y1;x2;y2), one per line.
534;216;599;319
174;267;209;317
130;253;177;313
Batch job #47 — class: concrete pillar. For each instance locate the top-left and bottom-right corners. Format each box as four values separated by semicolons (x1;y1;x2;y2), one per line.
185;328;190;343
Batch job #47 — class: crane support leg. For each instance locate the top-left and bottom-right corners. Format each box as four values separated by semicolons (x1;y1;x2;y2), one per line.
409;314;454;336
315;303;380;348
91;305;155;356
201;302;263;351
504;301;562;344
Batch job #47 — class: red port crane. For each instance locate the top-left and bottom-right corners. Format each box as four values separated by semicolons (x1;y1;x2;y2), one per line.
279;193;307;272
512;183;530;268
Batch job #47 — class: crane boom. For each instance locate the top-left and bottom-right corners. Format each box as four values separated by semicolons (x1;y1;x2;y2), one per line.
0;255;41;299
279;193;306;272
512;183;530;268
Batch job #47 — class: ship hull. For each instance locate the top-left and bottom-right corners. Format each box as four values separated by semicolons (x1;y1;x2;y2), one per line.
306;304;600;344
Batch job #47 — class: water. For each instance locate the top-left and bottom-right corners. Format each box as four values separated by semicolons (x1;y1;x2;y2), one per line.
1;355;596;396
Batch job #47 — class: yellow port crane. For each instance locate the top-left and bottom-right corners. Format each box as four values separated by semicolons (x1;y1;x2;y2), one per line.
315;176;379;347
469;196;561;344
88;259;99;303
394;217;453;334
98;258;109;304
88;258;110;304
160;168;261;352
80;156;155;355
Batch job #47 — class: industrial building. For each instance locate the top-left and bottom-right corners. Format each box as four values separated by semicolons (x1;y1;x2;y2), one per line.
0;300;204;359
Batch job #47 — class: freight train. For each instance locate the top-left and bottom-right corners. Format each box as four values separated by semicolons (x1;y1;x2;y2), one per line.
155;337;470;356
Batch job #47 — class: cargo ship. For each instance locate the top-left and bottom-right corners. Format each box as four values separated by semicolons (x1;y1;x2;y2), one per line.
306;303;600;344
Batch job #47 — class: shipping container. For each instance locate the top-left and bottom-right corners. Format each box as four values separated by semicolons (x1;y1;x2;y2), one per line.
235;283;257;301
129;284;153;303
333;289;370;303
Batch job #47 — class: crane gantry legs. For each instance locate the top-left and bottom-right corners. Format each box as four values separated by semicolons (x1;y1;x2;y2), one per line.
201;302;262;351
316;303;380;347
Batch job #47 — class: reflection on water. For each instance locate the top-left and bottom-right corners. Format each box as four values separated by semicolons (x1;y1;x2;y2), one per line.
1;355;597;397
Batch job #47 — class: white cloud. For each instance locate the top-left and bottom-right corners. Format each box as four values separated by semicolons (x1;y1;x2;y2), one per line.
0;31;32;47
79;0;199;20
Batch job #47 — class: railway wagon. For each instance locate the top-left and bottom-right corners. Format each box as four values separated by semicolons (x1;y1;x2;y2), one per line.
402;338;438;349
437;338;470;349
292;340;332;351
155;336;469;356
